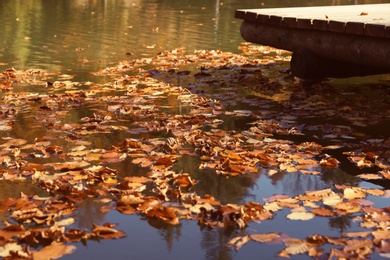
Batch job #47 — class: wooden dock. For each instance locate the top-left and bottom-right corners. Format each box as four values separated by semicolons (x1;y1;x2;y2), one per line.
235;4;390;79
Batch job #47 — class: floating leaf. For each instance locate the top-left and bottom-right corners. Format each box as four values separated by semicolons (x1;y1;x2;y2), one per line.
311;207;336;217
284;238;308;255
92;223;126;239
286;211;315;221
146;205;179;225
250;232;280;243
0;243;24;257
343;187;366;200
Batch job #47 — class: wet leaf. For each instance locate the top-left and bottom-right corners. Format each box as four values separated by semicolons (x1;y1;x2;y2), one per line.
146;205;179;225
175;173;196;187
92;223;126;239
284;238;308;255
311;207;336;217
227;235;250;251
250;232;280;243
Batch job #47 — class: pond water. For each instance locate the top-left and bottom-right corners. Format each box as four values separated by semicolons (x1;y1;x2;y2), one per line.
0;0;389;259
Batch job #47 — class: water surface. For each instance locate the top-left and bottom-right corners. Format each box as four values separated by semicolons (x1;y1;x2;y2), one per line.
0;0;389;259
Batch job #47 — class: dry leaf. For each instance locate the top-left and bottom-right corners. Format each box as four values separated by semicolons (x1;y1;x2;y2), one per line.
0;243;24;257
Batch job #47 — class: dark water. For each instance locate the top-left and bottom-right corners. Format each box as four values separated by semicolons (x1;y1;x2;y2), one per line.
0;0;389;259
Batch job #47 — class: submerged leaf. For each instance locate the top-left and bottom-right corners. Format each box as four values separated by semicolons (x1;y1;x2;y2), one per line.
227;235;250;251
32;242;76;260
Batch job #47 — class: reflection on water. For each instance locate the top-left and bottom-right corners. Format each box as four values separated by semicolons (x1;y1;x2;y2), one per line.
1;0;388;74
0;0;389;259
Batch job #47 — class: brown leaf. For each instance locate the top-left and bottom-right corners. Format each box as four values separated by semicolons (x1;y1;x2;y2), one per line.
64;229;88;242
250;232;280;243
284;238;308;255
155;157;173;166
372;229;390;243
92;223;126;239
137;196;161;211
333;202;361;214
305;234;326;247
175;173;195;187
122;176;152;183
320;157;339;168
0;225;26;240
116;204;137;215
342;231;371;238
0;198;16;212
344;238;373;251
132;157;153;167
311;207;336;217
146;205;179;225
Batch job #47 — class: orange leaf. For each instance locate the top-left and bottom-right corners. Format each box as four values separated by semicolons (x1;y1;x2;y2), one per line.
175;174;195;187
250;232;280;243
146;205;179;225
155;157;173;166
320;157;339;168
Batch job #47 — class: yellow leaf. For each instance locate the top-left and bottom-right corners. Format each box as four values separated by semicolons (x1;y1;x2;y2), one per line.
0;243;23;257
286;211;315;221
323;192;342;206
343;187;366;200
55;217;75;227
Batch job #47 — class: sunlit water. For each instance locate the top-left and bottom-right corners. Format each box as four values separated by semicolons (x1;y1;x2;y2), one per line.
0;0;389;259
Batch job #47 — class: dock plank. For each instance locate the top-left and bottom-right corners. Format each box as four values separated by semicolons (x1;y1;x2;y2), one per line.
235;4;390;38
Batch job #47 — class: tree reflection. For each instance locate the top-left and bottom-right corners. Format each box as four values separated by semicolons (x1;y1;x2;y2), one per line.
74;197;107;230
146;218;182;252
173;155;262;204
321;168;360;186
200;227;235;260
328;215;353;233
268;170;328;197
